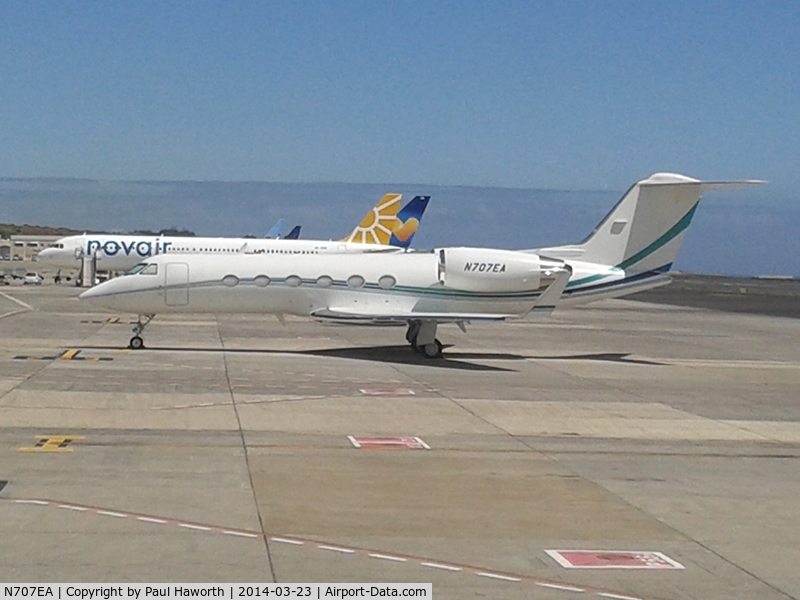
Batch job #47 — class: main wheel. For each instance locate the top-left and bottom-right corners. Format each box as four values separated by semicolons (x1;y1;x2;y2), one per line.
129;335;145;350
419;339;443;359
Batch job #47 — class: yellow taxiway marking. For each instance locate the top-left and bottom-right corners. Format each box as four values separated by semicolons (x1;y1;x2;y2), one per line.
14;349;113;361
19;436;85;453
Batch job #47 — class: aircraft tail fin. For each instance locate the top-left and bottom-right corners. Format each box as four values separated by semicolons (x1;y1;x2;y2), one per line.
340;193;403;244
389;196;431;248
284;225;301;240
539;173;763;274
265;219;285;239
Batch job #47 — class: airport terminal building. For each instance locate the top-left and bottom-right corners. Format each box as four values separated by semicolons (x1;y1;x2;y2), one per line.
0;234;62;262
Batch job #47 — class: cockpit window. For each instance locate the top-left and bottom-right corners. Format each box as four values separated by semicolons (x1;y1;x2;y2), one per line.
125;263;158;275
125;263;148;275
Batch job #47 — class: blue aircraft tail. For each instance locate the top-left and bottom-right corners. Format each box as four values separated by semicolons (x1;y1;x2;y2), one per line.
389;196;431;248
284;225;301;240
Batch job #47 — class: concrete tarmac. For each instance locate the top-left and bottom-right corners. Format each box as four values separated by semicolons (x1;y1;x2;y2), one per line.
1;282;799;600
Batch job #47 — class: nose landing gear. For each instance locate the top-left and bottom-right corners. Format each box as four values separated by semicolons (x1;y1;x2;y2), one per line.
129;314;154;349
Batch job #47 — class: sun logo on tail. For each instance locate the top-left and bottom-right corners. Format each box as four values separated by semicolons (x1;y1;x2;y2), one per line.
342;193;403;244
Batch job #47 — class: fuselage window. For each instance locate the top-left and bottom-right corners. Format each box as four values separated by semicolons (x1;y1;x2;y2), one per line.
347;275;365;288
378;275;396;289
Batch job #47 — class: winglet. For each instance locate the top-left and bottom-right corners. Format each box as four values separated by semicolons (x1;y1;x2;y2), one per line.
527;265;572;317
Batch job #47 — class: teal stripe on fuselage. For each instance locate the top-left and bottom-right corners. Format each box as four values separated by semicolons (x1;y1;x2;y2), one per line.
567;202;698;289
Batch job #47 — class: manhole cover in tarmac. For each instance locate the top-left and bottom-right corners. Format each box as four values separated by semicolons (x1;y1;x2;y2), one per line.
546;550;685;569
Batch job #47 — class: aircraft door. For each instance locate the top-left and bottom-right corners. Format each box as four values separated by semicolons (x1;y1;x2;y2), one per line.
165;263;189;306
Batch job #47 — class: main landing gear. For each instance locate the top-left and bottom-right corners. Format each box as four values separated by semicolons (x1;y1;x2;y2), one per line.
406;320;443;359
129;314;154;350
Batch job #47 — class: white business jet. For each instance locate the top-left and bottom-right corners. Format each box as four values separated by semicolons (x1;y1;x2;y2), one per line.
38;193;430;272
80;173;761;357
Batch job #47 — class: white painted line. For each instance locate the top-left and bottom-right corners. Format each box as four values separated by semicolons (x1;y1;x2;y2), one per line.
347;435;362;448
179;523;211;531
368;554;407;563
414;437;431;450
359;389;416;396
476;572;521;582
271;537;303;545
0;309;29;320
137;516;167;524
536;582;585;592
598;593;643;600
421;562;461;572
58;504;88;511
223;530;259;538
97;510;127;518
13;499;49;505
318;545;356;554
0;291;34;310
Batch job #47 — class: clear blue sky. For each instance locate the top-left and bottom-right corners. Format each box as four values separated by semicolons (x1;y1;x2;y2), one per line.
2;1;799;190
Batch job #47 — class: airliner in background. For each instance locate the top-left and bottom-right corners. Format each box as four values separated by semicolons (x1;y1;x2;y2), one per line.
264;220;301;240
81;173;762;357
38;194;431;272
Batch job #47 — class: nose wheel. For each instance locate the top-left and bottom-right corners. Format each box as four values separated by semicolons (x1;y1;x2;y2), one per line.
129;314;154;350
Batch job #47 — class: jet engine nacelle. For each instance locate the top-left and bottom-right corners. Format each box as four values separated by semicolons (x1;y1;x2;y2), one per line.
437;247;543;293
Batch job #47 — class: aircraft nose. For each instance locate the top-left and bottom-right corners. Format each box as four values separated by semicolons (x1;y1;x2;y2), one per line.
78;286;102;300
78;282;115;301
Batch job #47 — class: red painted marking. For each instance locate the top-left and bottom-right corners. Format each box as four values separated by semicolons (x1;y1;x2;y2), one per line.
348;436;430;450
546;550;684;569
4;498;664;598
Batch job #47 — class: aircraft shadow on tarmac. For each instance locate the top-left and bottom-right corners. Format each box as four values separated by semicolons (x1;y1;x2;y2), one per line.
83;344;518;371
84;344;664;371
529;352;667;366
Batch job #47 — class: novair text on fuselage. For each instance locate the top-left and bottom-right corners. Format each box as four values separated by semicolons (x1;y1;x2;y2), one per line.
86;238;172;259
